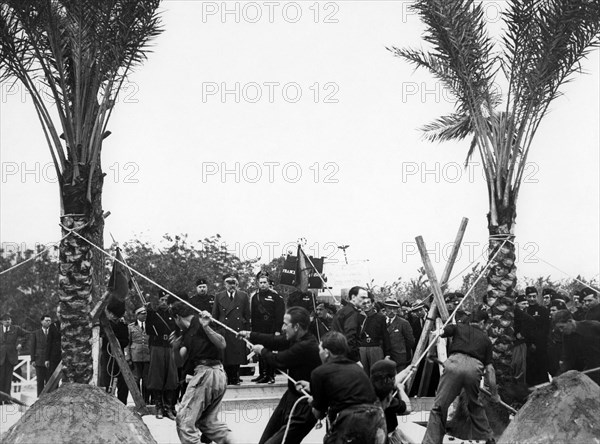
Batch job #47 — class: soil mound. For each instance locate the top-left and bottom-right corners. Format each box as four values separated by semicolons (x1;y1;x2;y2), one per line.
499;371;600;444
2;383;156;444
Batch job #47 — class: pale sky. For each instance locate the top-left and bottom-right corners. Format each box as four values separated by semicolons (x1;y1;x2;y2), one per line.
1;1;599;289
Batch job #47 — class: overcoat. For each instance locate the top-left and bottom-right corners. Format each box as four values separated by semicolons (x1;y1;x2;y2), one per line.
212;290;250;365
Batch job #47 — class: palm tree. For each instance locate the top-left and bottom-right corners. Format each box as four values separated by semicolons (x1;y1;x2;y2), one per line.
0;0;163;383
389;0;600;383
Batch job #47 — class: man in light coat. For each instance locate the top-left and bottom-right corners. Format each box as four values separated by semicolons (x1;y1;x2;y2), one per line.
128;307;151;404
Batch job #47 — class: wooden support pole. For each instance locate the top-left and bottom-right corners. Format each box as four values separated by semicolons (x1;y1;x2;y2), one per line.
91;291;112;386
406;217;469;392
40;361;63;396
99;316;149;415
416;236;450;322
435;318;447;375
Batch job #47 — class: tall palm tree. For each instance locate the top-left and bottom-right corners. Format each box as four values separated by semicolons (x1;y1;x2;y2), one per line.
389;0;600;383
0;0;162;383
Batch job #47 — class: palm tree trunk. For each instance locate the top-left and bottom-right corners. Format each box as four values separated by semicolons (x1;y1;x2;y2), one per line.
58;164;105;383
486;215;517;386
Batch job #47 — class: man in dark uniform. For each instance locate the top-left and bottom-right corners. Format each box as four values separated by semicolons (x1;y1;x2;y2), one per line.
45;305;62;378
251;272;285;384
357;294;391;376
332;286;369;363
0;313;27;401
582;287;600;321
29;314;52;395
571;290;586;321
308;331;386;444
189;277;215;314
513;295;536;383
309;302;336;341
547;300;568;376
240;306;321;444
146;290;179;419
422;310;499;444
287;290;317;312
171;302;234;444
541;288;555;309
212;274;250;386
525;286;550;385
554;310;600;386
99;297;130;405
407;299;426;351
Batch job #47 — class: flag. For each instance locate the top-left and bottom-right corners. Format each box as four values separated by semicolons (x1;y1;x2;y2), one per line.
296;245;310;292
107;247;131;298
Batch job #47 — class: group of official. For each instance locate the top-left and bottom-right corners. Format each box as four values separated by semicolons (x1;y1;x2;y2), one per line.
0;308;61;401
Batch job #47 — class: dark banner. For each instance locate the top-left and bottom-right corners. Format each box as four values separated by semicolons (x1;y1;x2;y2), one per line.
280;254;325;289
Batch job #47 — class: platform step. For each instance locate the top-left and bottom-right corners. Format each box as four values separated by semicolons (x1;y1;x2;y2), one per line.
223;382;287;400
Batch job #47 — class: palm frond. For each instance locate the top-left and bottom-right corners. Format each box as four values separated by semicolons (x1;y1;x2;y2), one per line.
421;113;473;143
0;0;163;197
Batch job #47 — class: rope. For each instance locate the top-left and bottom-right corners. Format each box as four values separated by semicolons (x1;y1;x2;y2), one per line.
398;238;510;385
490;235;599;294
59;223;253;348
0;233;71;276
60;222;323;411
534;256;600;294
281;395;310;444
414;248;488;307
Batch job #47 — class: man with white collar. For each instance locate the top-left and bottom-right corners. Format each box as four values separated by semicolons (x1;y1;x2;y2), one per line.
0;313;27;401
212;274;250;386
384;298;415;372
30;314;52;395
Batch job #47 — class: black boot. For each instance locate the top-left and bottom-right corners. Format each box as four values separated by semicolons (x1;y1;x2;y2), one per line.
252;373;266;383
164;390;177;421
155;391;164;419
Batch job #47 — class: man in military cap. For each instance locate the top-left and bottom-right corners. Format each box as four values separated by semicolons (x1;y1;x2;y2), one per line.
146;290;179;419
310;302;336;340
525;286;550;385
251;271;285;384
212;273;250;385
582;287;600;321
128;306;151;404
189;277;215;314
541;288;555;310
